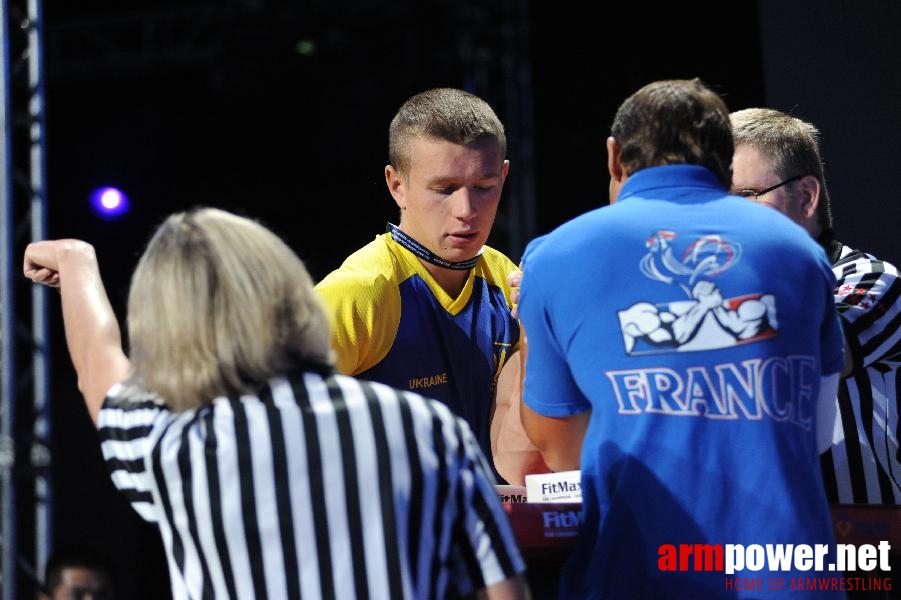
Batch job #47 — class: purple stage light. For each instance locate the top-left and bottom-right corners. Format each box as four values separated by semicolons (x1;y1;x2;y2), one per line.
90;186;130;218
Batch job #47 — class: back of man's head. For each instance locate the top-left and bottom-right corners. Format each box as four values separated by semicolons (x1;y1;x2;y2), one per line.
611;78;733;187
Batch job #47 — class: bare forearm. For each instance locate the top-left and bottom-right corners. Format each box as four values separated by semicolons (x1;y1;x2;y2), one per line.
25;240;131;424
494;400;552;485
467;574;531;600
520;402;587;472
492;353;551;484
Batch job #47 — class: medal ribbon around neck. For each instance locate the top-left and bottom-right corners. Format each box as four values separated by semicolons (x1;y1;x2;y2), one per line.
387;223;484;271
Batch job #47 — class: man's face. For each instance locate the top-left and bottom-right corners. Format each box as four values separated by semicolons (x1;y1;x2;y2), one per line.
49;566;110;600
387;135;508;262
731;143;806;227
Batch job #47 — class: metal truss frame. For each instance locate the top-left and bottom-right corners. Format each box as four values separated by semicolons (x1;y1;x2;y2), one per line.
1;0;51;597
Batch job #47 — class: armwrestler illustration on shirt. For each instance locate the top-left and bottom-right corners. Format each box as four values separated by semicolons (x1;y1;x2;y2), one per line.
620;231;778;355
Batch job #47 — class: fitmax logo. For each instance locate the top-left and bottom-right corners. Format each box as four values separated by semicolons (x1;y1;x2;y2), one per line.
542;511;582;528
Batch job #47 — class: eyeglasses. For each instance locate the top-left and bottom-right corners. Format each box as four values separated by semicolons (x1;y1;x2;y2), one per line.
733;174;804;201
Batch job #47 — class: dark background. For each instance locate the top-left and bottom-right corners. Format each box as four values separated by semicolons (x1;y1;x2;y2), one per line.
20;1;900;597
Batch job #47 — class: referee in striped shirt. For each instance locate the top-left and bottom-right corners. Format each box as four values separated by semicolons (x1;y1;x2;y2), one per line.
731;108;901;504
23;207;529;599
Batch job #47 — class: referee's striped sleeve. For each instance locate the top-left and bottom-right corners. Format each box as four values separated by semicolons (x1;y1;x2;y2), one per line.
454;410;525;590
824;246;901;504
833;250;901;368
410;391;526;596
98;384;167;522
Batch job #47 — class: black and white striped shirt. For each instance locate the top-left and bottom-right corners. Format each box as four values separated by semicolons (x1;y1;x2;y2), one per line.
98;369;525;599
820;237;901;504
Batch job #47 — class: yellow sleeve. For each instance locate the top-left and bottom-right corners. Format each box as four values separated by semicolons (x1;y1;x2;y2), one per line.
315;271;401;375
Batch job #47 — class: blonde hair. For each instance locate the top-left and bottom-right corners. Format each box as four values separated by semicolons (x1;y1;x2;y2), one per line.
125;207;334;411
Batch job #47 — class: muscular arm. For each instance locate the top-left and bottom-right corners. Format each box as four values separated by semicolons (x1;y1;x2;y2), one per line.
23;240;131;426
491;349;551;485
520;401;588;472
513;269;589;472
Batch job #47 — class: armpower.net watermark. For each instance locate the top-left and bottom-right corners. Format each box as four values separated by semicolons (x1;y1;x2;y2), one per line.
658;541;892;592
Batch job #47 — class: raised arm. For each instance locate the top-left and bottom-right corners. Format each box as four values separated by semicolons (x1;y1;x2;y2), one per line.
23;240;131;426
